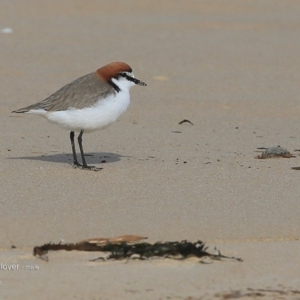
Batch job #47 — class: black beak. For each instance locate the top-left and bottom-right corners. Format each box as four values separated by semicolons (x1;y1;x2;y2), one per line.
133;77;147;86
119;72;147;86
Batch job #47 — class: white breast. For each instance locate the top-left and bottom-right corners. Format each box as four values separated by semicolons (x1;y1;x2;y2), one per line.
44;90;131;132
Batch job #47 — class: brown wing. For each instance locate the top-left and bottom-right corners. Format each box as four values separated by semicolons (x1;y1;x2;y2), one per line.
12;72;115;113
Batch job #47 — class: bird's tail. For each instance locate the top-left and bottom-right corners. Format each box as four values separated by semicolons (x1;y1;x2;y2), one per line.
11;107;30;113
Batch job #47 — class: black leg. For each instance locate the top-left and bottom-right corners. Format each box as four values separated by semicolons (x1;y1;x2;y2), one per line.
77;130;88;168
77;129;103;171
70;131;81;167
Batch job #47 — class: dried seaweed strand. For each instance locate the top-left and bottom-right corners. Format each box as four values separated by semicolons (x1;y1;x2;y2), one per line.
33;240;243;263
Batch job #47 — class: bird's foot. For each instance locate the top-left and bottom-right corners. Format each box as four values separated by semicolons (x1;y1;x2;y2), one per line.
72;162;103;171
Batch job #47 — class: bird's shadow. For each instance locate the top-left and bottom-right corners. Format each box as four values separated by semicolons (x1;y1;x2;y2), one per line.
9;152;127;166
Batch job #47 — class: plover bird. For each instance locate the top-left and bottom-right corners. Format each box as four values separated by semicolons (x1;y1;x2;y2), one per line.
12;62;147;171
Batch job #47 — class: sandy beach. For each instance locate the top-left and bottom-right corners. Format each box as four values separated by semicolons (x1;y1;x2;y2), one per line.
1;1;300;299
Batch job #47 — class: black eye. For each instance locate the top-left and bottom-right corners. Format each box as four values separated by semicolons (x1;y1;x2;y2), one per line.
118;72;132;81
117;72;141;85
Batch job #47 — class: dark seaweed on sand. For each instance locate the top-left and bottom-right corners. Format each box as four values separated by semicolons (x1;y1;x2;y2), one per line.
33;239;242;263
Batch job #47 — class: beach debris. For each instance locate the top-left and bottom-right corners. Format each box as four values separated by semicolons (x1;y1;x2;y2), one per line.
33;236;242;263
82;235;147;245
217;288;300;299
178;119;194;125
256;145;294;159
33;235;147;261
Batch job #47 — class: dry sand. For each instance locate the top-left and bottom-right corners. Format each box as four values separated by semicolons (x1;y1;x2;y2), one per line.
0;0;300;299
